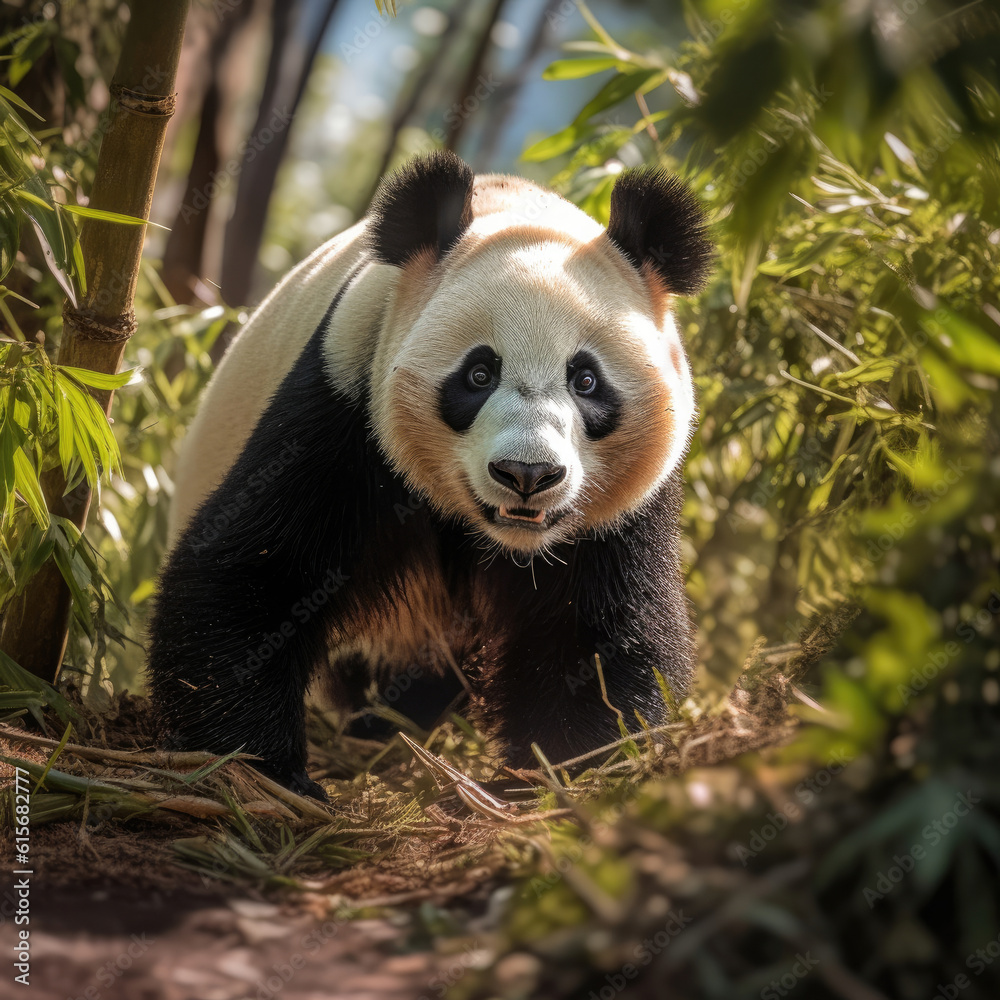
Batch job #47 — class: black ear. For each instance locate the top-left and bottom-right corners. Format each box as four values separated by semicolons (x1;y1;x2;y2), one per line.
366;151;475;267
606;169;713;296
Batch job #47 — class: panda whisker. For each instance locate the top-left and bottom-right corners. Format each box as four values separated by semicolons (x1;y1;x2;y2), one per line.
481;547;502;570
476;536;506;570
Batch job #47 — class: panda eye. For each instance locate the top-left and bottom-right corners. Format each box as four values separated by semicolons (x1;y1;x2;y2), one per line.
572;369;598;396
467;363;493;390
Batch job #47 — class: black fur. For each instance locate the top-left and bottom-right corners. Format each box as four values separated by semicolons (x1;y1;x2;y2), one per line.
438;345;502;432
473;469;693;767
606;169;713;295
147;275;420;798
149;300;694;789
366;150;475;266
567;350;622;440
148;160;700;796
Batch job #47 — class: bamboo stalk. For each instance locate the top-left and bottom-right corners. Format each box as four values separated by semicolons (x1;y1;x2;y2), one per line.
0;1;191;680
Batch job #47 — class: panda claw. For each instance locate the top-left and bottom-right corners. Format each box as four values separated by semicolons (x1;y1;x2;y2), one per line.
285;771;330;803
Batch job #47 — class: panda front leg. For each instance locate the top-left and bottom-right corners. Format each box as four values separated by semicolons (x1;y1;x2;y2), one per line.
147;323;397;799
149;544;347;799
480;478;695;770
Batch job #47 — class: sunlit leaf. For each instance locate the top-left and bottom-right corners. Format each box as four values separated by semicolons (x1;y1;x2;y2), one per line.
59;203;163;229
11;445;48;528
919;308;1000;377
542;57;619;81
60;364;137;390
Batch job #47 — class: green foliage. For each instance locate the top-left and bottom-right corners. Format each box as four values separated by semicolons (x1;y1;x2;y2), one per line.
0;9;222;692
1;5;998;995
459;3;1000;997
0;647;77;728
525;0;1000;688
0;340;137;645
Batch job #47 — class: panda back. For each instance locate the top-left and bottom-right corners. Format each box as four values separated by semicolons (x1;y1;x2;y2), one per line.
167;220;374;544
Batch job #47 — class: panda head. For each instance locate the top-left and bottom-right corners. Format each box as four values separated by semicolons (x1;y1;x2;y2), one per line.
365;152;712;558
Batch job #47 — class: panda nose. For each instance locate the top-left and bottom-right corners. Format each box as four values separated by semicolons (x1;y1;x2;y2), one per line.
488;461;566;498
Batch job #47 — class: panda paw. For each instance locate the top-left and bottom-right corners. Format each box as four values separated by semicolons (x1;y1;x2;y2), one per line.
284;770;330;803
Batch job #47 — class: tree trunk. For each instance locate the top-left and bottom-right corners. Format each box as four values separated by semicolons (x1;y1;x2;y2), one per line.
0;0;191;681
444;0;506;153
161;0;254;304
357;0;473;215
218;0;340;313
478;1;551;165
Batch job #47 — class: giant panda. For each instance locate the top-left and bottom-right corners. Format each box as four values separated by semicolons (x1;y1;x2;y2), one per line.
147;151;712;799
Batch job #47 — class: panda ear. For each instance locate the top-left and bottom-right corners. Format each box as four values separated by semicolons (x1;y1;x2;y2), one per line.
606;168;713;296
366;151;476;267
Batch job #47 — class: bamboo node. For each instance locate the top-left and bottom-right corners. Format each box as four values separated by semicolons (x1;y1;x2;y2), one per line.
110;83;177;117
63;305;137;344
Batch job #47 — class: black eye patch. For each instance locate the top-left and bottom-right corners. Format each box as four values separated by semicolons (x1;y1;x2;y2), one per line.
567;351;622;439
439;345;501;432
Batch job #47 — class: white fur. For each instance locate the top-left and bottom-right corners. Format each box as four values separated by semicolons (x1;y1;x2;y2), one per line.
169;174;696;556
168;221;393;542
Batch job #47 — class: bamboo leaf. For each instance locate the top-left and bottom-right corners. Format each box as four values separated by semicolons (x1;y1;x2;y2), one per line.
0;84;45;121
59;203;166;229
18;176;76;307
523;69;659;162
574;68;659;124
11;446;48;528
60;364;137;390
829;359;898;386
0;194;19;281
920;308;1000;377
55;384;75;477
523;123;590;162
0;414;15;510
757;232;846;278
543;57;620;80
0;648;77;727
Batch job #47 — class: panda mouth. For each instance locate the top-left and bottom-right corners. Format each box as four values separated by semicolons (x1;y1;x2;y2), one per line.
498;504;547;525
478;501;560;532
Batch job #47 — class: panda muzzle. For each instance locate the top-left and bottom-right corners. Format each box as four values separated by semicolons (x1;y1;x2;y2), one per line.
488;460;566;499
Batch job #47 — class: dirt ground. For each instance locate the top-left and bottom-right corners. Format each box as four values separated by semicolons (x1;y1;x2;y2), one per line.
0;693;505;1000
0;636;816;1000
0;880;495;1000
